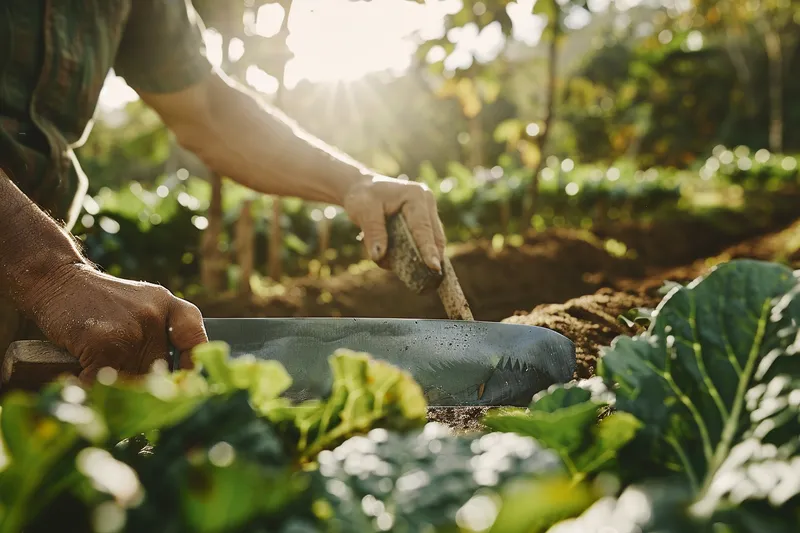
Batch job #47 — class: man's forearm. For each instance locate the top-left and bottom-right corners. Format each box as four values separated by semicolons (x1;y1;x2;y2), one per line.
0;172;85;311
170;74;371;205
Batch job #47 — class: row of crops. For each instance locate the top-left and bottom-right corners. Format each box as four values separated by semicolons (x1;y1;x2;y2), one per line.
71;147;799;295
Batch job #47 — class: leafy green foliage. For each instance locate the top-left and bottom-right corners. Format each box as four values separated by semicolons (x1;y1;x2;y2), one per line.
267;349;428;461
598;260;799;487
594;259;800;529
312;424;564;532
2;259;800;532
483;379;641;482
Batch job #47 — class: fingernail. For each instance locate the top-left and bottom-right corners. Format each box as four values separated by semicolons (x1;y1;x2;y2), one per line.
371;244;383;261
430;256;441;272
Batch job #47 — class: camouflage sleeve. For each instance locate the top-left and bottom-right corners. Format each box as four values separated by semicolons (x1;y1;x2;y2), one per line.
114;0;213;94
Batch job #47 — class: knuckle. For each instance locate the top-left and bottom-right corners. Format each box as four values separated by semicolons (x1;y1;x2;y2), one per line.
178;299;203;321
151;284;173;301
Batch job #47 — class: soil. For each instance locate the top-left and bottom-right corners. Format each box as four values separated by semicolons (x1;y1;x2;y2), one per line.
196;204;800;434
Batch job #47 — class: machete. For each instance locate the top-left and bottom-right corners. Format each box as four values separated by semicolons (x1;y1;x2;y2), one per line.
0;214;576;406
1;319;574;406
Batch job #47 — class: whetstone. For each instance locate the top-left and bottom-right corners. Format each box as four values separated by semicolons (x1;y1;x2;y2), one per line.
386;213;474;321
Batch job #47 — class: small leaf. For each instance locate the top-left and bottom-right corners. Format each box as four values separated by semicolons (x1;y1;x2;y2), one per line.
485;381;640;481
182;458;305;533
494;119;523;145
488;476;598;533
193;341;293;411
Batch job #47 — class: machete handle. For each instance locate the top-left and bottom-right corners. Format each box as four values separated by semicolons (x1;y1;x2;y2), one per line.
1;340;181;392
386;213;444;295
1;340;81;391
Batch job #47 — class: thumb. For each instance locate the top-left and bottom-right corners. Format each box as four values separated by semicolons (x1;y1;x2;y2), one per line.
167;299;208;370
354;202;389;263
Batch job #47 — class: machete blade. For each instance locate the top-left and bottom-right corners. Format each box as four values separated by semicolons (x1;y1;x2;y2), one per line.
203;318;575;407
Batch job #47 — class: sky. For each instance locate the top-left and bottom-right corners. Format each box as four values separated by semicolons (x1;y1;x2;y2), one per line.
98;0;549;113
97;0;655;114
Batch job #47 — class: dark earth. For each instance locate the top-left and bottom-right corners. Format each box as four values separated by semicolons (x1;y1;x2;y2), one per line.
199;198;800;434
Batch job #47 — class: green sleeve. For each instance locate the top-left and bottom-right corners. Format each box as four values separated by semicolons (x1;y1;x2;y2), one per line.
114;0;213;93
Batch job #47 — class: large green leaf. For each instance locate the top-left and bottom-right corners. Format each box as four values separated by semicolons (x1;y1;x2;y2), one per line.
314;423;564;532
485;476;598;533
483;380;641;481
125;391;297;532
87;370;207;441
0;394;84;532
181;458;307;533
598;260;800;522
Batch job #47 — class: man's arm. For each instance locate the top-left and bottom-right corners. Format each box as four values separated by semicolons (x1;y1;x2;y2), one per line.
113;0;444;270
0;170;208;378
138;72;446;271
139;73;370;206
0;173;85;309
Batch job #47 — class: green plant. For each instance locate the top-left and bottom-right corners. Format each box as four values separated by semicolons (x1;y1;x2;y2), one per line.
1;259;798;532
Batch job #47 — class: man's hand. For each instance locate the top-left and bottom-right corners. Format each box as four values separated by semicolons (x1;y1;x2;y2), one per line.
22;263;207;382
342;175;446;272
0;173;208;382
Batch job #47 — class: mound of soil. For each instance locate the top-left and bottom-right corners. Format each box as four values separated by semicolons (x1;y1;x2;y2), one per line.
503;289;660;379
199;227;633;322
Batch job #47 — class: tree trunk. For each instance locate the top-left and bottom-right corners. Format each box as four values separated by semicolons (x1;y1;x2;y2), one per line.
318;217;330;266
268;200;283;280
266;0;293;281
468;114;484;169
764;29;783;153
523;14;561;226
236;199;254;296
200;172;225;293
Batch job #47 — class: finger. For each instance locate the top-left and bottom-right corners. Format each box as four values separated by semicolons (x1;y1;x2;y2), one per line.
401;198;441;273
355;202;390;263
167;298;208;355
78;363;102;384
427;193;447;262
179;350;195;371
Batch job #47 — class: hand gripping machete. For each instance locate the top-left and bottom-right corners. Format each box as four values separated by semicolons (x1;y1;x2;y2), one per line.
0;215;576;406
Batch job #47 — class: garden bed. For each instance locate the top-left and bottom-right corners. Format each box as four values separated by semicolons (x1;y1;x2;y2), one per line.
198;196;800;323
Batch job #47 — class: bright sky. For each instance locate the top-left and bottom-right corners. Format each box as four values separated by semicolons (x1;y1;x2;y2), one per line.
97;0;645;113
98;0;548;113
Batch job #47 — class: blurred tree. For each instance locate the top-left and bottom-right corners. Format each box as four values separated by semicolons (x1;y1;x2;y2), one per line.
689;0;800;153
265;0;293;283
415;0;516;170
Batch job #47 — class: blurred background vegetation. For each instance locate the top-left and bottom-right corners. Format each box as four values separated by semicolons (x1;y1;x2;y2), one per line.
73;0;800;300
